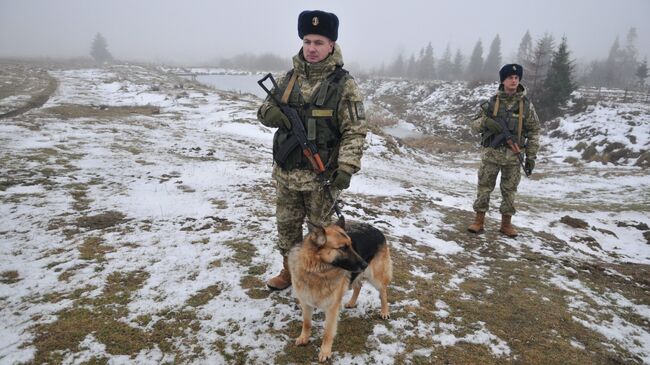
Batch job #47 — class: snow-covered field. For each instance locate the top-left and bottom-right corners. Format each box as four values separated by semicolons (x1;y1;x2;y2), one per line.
0;64;648;364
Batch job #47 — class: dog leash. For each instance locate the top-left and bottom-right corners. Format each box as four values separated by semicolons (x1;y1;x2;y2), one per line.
321;183;344;222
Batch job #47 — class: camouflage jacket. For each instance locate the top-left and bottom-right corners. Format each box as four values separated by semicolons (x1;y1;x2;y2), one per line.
471;83;540;160
257;44;368;191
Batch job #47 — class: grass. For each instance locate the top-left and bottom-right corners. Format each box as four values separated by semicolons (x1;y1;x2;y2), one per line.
76;211;126;230
43;104;160;119
78;236;112;261
186;284;223;307
5;62;648;365
1;270;20;284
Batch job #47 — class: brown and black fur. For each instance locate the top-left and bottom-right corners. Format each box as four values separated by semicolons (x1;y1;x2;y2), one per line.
288;218;392;362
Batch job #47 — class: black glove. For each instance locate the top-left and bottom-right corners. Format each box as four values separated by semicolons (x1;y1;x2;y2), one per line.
484;118;502;134
525;159;535;175
331;169;352;190
265;106;291;129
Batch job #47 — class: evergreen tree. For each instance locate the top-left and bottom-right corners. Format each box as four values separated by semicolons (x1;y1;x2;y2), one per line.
537;36;576;121
418;42;435;80
438;44;454;81
516;30;533;65
483;34;502;79
406;54;417;79
636;57;649;89
389;53;406;78
604;36;624;87
466;39;484;82
525;33;554;98
90;33;114;64
451;49;464;81
621;27;640;87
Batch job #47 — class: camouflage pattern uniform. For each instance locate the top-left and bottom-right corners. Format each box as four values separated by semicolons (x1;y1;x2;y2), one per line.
258;44;367;255
470;84;540;215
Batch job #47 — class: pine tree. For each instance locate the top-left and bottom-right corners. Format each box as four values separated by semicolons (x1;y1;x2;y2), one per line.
636;57;649;89
418;42;435;80
438;44;454;81
537;36;576;121
516;30;533;65
90;33;114;64
466;40;484;82
389;53;406;78
621;27;639;87
525;33;554;98
451;49;464;81
605;37;622;87
406;54;417;79
482;34;502;79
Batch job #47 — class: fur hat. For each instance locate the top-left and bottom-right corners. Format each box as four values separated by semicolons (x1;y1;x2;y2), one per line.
499;64;523;83
298;10;339;41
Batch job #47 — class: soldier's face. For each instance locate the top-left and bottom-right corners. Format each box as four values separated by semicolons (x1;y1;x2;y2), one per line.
302;34;334;63
502;75;520;94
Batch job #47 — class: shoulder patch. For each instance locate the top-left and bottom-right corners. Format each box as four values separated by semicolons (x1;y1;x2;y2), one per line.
354;102;365;120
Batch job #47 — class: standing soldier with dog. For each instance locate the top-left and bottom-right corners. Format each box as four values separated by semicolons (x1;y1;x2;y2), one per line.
467;64;540;237
257;10;367;290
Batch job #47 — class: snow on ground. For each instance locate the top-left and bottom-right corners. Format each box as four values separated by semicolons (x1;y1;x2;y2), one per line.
543;102;650;166
0;66;649;364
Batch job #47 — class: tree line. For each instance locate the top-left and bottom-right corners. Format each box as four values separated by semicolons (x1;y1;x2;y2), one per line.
375;28;647;90
89;28;647;121
372;28;647;120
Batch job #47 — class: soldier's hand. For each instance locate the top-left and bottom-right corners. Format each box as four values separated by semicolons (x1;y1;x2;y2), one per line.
484;118;502;134
265;106;291;130
331;169;352;190
525;159;535;175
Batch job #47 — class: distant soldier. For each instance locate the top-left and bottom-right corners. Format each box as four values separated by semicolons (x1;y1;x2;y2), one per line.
257;10;367;290
468;64;540;236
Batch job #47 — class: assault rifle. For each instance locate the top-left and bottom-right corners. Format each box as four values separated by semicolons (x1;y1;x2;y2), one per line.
489;118;531;177
258;73;343;218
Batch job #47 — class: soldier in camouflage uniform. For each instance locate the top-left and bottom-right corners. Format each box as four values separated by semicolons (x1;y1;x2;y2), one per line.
257;10;367;290
467;64;540;237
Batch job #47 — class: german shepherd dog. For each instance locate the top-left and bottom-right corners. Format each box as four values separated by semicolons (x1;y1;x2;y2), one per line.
288;217;392;362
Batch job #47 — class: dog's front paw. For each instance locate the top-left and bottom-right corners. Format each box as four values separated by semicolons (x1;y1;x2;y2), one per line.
318;348;332;362
344;301;357;309
380;310;390;320
295;336;310;346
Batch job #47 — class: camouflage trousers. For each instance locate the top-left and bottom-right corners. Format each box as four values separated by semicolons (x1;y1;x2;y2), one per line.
275;182;337;256
472;147;522;215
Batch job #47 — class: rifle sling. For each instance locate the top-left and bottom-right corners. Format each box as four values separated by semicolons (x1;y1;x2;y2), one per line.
493;95;524;144
517;99;523;143
492;96;499;117
281;71;298;104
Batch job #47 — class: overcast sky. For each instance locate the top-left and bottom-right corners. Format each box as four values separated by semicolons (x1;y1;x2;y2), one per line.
1;0;649;68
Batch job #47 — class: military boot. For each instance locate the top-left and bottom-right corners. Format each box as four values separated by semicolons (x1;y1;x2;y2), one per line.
266;256;291;291
467;212;486;233
499;214;518;237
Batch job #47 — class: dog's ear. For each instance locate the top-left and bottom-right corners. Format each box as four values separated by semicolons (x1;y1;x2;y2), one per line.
334;215;345;230
307;221;327;246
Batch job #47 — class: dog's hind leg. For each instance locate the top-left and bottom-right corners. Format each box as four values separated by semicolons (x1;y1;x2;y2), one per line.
379;285;390;319
295;302;313;346
344;282;362;309
318;305;340;362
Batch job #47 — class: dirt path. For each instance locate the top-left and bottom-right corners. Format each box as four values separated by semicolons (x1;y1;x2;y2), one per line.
0;65;58;119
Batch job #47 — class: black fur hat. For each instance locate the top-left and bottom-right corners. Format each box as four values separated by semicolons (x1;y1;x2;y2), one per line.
298;10;339;41
499;64;523;83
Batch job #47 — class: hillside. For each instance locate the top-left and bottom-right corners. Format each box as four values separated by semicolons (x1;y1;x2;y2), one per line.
359;78;650;168
0;63;649;364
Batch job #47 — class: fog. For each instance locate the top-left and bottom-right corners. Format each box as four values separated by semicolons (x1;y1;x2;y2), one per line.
1;0;649;68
